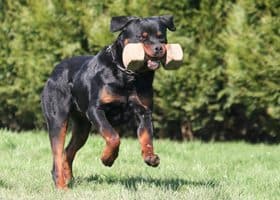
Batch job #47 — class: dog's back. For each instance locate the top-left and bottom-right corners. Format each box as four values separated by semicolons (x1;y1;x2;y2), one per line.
48;56;93;82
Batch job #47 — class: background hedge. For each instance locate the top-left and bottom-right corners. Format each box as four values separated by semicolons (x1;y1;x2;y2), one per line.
0;0;279;142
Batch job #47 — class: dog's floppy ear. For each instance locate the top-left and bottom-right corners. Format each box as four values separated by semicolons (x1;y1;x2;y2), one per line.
110;16;138;32
159;15;176;31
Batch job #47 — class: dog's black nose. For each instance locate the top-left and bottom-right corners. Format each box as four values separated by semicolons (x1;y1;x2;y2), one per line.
154;45;163;53
153;44;166;57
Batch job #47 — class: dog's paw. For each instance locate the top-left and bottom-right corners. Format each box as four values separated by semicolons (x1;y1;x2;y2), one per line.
144;154;160;167
51;169;68;190
101;148;119;167
101;155;116;167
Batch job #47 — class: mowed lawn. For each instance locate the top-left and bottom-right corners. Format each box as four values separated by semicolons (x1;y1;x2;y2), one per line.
0;130;279;200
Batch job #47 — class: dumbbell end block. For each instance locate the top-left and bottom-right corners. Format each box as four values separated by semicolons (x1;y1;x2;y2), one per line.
162;44;183;70
122;43;145;71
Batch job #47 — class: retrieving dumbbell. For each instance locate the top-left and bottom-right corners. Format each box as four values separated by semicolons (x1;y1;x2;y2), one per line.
122;43;183;71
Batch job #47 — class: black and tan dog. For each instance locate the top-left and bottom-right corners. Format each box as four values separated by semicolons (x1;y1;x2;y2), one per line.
41;15;176;189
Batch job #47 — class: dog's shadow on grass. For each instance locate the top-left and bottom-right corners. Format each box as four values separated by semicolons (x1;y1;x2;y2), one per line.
73;174;218;191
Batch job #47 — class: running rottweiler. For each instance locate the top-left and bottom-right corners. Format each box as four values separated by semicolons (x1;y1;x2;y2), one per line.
41;15;176;189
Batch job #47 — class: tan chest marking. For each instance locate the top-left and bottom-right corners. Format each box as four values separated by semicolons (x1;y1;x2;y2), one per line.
99;87;126;104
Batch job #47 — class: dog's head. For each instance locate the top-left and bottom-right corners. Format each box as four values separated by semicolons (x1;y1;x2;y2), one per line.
111;15;176;70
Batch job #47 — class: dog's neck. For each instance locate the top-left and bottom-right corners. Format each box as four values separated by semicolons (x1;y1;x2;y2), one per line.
111;41;124;66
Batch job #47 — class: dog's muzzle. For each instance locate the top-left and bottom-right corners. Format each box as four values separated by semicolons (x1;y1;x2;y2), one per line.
143;44;166;70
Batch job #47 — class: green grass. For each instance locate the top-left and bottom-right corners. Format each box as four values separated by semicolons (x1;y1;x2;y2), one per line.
0;129;279;200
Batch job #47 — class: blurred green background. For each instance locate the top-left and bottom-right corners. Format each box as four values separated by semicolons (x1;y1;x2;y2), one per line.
0;0;279;142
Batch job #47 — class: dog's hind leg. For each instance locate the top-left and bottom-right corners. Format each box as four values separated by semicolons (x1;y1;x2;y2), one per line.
64;114;91;184
41;80;71;189
48;121;69;189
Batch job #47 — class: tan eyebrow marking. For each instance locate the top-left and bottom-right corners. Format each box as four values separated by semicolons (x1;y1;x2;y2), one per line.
142;32;148;37
156;31;162;37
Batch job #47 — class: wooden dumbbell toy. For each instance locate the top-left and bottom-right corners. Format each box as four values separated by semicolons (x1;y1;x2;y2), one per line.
122;43;183;71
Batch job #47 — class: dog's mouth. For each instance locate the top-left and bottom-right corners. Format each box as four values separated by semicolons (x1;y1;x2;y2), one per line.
147;59;161;70
145;54;165;71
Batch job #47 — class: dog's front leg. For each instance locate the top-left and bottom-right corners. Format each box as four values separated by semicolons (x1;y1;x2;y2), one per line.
87;107;120;167
134;107;160;167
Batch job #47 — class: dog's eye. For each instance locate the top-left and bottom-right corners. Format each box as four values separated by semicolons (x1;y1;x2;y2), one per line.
142;32;148;38
139;32;148;41
156;32;163;38
157;32;162;38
